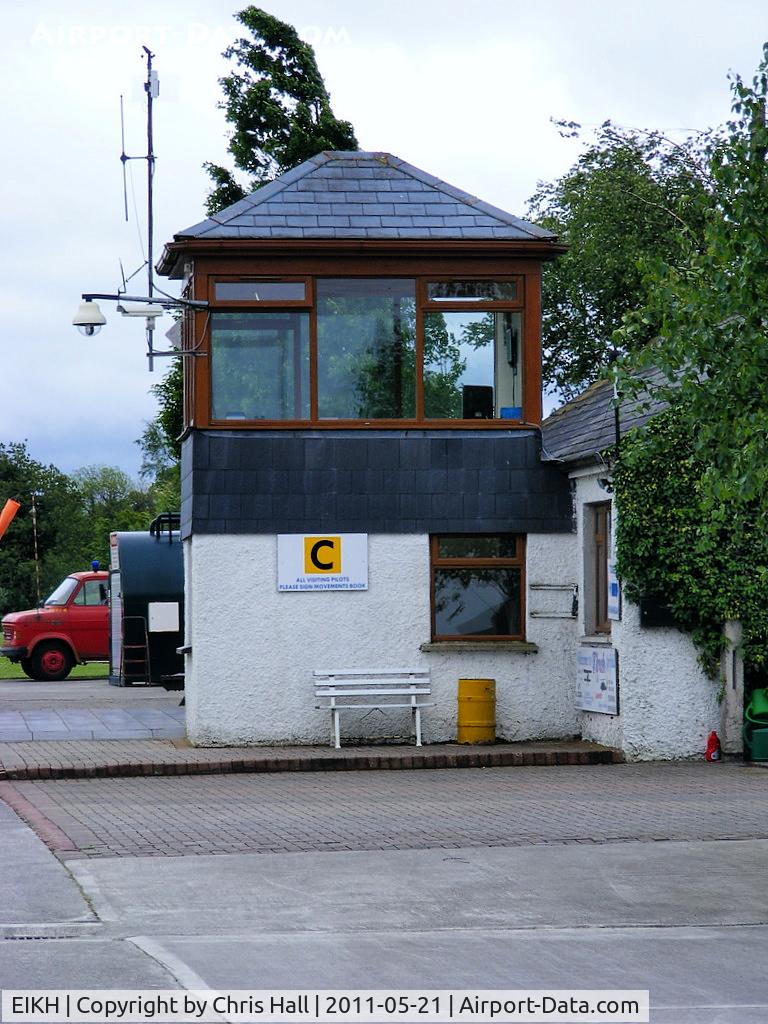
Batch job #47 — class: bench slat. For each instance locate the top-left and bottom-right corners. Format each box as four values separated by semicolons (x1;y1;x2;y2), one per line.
316;702;436;710
316;685;431;695
315;667;430;675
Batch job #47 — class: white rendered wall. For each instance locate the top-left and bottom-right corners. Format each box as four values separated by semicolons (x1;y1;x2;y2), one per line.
184;532;580;746
573;470;720;760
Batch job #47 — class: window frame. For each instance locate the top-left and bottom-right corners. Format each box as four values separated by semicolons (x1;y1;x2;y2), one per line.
211;275;312;308
430;534;526;642
586;502;612;635
206;274;528;428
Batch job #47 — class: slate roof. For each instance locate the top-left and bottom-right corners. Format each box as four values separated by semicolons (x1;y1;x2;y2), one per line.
541;367;670;466
173;151;557;243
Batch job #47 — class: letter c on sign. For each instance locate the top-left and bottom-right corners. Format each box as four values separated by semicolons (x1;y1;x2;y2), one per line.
310;539;335;570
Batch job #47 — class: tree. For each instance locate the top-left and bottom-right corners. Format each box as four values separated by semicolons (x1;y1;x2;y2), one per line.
203;6;358;214
526;121;711;399
72;466;155;568
616;44;768;512
138;7;358;483
0;443;87;614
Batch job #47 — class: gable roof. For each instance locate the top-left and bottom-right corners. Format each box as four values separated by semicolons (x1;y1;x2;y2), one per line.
541;367;670;466
173;151;557;243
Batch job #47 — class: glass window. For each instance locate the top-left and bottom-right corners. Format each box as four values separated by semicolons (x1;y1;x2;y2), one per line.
211;312;310;421
431;535;525;640
316;279;416;419
427;280;518;302
423;311;522;420
73;580;107;606
44;577;79;606
437;536;520;559
215;280;306;302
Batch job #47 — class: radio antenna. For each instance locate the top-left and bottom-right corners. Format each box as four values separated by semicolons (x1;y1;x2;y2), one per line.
119;96;129;222
118;46;160;368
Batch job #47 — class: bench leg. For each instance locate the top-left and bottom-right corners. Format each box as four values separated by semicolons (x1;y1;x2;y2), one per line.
414;706;422;747
332;708;341;749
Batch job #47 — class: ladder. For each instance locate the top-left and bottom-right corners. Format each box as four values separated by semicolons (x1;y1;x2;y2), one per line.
121;615;152;685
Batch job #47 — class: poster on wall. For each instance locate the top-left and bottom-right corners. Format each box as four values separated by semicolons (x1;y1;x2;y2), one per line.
277;534;368;592
575;645;619;715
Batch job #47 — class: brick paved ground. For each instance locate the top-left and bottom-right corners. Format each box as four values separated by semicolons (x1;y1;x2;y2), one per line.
1;760;765;860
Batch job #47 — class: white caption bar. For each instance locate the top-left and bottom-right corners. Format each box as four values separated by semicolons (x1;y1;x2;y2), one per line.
1;989;649;1023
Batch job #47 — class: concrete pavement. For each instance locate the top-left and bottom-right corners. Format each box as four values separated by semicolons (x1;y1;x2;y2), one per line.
1;765;768;1019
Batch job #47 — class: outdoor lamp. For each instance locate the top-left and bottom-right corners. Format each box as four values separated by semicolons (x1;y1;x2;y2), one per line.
72;299;106;336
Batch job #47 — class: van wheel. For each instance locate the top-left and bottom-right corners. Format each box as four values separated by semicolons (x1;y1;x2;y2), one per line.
30;642;73;681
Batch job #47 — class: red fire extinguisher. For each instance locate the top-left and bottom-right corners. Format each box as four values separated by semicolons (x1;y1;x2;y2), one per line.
705;731;721;761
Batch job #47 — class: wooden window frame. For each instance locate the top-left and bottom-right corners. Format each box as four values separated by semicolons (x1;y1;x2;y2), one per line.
421;275;524;310
210;275;312;308
191;261;543;430
430;534;526;642
591;503;612;635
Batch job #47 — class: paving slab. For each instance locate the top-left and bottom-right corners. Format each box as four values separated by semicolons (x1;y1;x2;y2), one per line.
64;838;768;933
0;796;93;926
0;938;175;989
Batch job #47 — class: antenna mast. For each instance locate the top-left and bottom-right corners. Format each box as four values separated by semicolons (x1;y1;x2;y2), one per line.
120;47;160;369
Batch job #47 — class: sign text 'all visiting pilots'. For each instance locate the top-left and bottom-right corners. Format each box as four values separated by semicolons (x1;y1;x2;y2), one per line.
277;534;368;592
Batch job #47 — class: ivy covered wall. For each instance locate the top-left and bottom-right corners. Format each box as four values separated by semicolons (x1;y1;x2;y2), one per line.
613;401;768;680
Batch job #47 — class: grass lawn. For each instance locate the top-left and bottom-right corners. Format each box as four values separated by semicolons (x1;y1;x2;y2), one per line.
0;657;109;681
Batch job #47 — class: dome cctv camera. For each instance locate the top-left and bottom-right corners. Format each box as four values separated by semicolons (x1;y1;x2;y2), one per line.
72;299;106;336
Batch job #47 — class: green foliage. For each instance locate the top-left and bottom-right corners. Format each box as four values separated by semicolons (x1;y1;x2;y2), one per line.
72;465;155;569
613;403;768;675
204;5;358;214
616;44;768;513
0;444;163;616
527;121;710;399
0;443;86;613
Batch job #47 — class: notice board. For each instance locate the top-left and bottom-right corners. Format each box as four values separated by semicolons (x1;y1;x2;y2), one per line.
575;645;619;715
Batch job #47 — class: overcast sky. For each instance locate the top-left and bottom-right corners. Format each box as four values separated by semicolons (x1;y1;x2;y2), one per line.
2;0;766;479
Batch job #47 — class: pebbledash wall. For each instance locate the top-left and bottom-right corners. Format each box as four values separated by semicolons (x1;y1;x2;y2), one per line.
184;531;579;746
571;469;720;761
180;429;578;746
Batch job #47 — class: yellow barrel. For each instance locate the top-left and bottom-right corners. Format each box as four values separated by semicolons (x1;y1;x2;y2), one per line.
457;678;496;744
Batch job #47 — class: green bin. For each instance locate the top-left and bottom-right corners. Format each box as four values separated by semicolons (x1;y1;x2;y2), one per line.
745;688;768;725
744;689;768;761
744;725;768;762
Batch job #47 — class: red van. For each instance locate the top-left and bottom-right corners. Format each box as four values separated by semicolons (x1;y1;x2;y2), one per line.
0;570;109;681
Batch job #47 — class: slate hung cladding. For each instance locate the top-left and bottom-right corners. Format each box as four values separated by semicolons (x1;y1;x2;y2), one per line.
158;151;572;540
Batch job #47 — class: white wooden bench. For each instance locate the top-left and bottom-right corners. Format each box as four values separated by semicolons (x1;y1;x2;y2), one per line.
314;668;433;749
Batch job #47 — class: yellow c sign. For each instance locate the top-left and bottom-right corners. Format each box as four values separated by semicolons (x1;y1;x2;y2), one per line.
304;536;341;574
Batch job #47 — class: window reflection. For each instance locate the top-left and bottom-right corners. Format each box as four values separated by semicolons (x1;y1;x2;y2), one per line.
211;312;310;421
316;279;416;419
427;280;518;302
423;311;522;419
434;568;522;637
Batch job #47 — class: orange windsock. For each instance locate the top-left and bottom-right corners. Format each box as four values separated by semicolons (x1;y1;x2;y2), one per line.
0;499;21;542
